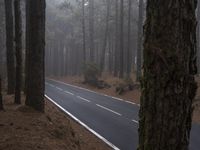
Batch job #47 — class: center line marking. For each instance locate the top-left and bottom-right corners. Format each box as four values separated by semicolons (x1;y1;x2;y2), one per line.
56;87;63;91
64;91;74;95
77;96;91;102
132;120;139;124
96;104;122;116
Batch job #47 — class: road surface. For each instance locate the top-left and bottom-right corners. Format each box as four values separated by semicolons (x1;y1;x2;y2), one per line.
45;79;200;150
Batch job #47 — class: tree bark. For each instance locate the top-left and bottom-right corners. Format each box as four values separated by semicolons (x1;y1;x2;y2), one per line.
114;0;119;77
4;0;15;94
126;0;132;77
89;0;95;63
136;0;144;81
25;0;45;112
197;0;200;74
14;0;22;104
119;0;124;78
100;0;110;71
0;76;3;110
138;1;197;150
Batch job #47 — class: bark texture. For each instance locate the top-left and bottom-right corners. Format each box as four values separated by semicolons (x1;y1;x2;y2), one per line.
26;0;45;112
14;0;22;104
0;77;3;110
136;0;144;81
138;1;197;150
4;0;15;94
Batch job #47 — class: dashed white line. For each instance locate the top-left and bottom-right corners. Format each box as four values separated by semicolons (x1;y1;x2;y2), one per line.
96;104;122;116
77;96;91;102
132;120;139;124
64;91;74;96
56;87;63;91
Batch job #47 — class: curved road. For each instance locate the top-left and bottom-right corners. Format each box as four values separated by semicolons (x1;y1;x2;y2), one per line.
45;79;200;150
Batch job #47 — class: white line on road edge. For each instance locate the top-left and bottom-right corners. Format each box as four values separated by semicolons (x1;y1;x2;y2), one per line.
45;95;120;150
132;120;139;124
77;96;91;102
64;91;74;96
96;104;122;116
47;79;140;107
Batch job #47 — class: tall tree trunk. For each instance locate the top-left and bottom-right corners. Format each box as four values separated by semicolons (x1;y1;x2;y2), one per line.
100;0;110;71
126;0;132;77
25;0;30;93
197;0;200;74
26;0;45;112
114;0;119;77
0;76;3;110
89;0;95;63
82;0;86;64
14;0;22;104
138;1;197;150
119;0;124;78
136;0;144;81
4;0;15;94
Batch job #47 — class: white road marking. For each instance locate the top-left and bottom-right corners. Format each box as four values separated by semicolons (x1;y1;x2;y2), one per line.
77;96;91;102
64;91;74;96
132;120;139;124
47;79;140;107
56;87;63;91
45;95;120;150
96;104;122;116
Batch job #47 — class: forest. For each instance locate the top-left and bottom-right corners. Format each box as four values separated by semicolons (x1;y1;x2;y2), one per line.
0;0;200;150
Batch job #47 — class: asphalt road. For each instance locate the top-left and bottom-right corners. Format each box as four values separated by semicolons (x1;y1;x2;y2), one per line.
45;79;200;150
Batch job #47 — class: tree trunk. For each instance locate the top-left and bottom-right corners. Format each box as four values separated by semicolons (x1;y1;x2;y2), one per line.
138;1;197;150
136;0;144;81
100;0;110;71
14;0;22;104
4;0;15;94
126;0;132;77
89;0;95;63
114;0;119;77
197;0;200;74
82;0;86;64
119;0;124;78
0;76;3;110
25;0;45;112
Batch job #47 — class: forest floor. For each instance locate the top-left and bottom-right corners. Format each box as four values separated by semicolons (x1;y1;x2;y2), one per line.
0;94;111;150
53;74;200;124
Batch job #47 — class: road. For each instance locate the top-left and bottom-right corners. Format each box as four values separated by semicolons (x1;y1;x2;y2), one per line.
45;79;200;150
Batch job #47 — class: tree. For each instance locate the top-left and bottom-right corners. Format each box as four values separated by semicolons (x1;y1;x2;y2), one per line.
126;0;132;77
0;76;3;110
26;0;46;112
138;1;197;150
89;0;95;63
136;0;144;81
82;0;86;64
119;0;124;78
114;0;119;77
197;0;200;74
14;0;22;104
100;0;111;71
4;0;15;94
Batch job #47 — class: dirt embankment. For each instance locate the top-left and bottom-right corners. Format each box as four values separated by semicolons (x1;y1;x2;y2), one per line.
52;75;200;124
0;95;111;150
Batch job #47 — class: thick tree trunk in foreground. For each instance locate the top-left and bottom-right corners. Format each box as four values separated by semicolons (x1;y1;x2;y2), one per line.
4;0;15;94
26;0;45;112
14;0;22;104
197;0;200;74
136;0;144;81
138;1;197;150
0;77;3;110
